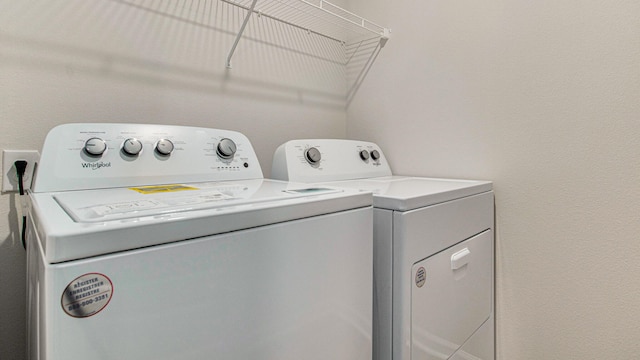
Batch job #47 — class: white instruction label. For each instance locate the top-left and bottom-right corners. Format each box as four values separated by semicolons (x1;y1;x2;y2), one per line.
81;191;232;219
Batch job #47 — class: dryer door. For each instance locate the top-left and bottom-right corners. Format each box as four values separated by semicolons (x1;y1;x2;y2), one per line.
410;230;493;360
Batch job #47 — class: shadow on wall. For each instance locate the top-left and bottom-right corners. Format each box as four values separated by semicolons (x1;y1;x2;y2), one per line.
0;194;26;360
0;0;384;109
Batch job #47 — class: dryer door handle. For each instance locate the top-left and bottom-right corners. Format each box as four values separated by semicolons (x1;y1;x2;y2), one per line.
451;248;471;270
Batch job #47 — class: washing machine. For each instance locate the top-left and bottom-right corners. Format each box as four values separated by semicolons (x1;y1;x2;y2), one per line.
272;139;495;360
26;124;374;360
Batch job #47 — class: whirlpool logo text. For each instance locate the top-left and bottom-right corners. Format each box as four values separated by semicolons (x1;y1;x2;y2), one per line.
81;162;112;170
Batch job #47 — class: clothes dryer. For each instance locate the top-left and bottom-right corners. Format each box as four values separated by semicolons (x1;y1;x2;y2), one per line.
26;124;373;360
272;139;494;360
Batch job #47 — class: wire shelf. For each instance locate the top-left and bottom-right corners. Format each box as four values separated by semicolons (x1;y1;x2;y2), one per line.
222;0;390;68
222;0;388;41
103;0;389;102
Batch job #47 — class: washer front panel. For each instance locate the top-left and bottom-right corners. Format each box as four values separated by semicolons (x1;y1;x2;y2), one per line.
31;206;373;360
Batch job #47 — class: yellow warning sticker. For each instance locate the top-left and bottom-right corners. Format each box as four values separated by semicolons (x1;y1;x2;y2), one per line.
129;184;199;194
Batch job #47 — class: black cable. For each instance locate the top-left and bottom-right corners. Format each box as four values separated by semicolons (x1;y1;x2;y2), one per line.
21;216;27;249
14;160;28;249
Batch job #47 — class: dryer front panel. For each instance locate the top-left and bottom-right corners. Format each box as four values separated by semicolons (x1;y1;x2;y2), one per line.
410;230;493;359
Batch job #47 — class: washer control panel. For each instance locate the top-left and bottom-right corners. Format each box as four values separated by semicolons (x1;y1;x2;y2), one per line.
271;139;392;183
33;123;264;192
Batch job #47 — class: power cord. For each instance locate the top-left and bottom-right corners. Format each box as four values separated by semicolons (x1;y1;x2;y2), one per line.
14;160;28;249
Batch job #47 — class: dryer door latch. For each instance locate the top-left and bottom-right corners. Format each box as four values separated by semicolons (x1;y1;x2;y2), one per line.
451;248;471;270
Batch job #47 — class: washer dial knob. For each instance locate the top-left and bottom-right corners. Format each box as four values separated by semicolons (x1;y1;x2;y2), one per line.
84;137;107;157
216;138;237;159
155;139;174;156
370;149;381;161
359;150;370;161
122;138;143;156
304;147;321;165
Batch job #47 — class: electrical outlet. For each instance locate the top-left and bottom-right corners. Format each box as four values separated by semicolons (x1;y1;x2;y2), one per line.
2;150;40;193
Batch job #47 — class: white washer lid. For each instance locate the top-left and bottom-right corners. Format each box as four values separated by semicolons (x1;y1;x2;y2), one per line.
30;179;372;263
319;176;493;211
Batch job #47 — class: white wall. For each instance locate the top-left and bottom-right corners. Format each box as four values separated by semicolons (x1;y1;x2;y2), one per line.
348;0;640;358
0;1;348;359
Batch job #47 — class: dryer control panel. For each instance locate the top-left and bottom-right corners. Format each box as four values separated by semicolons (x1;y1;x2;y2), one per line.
272;139;392;183
33;123;264;192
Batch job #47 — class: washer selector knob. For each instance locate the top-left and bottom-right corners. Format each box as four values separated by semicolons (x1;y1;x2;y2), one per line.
359;150;370;161
304;147;322;165
370;149;381;161
84;137;107;157
155;139;174;156
216;138;237;159
122;138;143;156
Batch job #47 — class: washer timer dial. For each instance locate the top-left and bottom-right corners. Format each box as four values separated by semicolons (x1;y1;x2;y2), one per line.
216;138;237;160
304;147;321;165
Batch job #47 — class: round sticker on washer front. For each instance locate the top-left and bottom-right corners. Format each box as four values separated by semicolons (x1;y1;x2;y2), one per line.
61;273;113;318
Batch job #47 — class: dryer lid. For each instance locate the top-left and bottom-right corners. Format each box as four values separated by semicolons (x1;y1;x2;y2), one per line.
321;176;493;211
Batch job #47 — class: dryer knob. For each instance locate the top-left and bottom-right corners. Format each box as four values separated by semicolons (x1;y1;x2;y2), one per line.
122;138;143;156
84;137;107;157
304;147;322;165
216;138;237;159
155;139;174;156
359;150;370;161
370;149;381;161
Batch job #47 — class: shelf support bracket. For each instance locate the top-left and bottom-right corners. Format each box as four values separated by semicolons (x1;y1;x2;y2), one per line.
226;0;258;69
380;28;391;48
